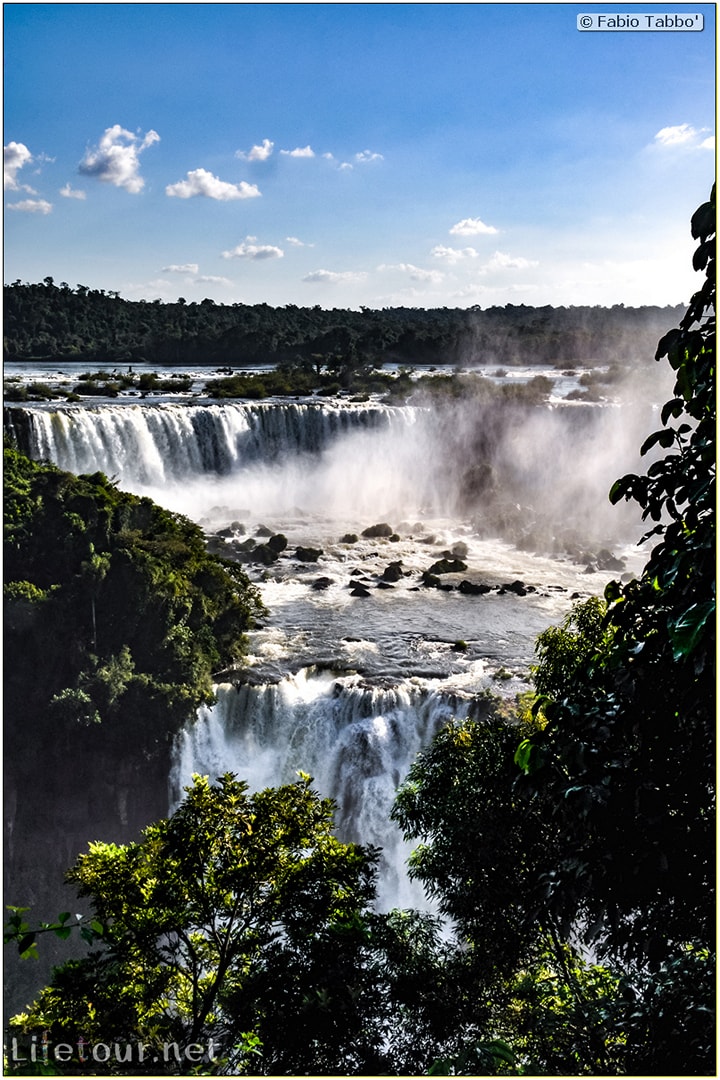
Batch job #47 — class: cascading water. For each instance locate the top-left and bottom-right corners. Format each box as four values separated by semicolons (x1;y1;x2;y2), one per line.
170;668;478;910
5;389;651;922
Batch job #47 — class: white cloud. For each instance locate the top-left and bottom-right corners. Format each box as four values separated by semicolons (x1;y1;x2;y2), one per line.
222;237;284;260
59;183;86;200
355;149;384;163
6;198;52;214
4;142;35;191
280;145;315;158
236;139;274;161
339;162;353;171
431;244;479;263
79;125;160;193
378;262;444;283
166;168;261;201
483;251;538;271
162;263;200;274
285;236;313;247
303;269;367;284
653;123;715;149
196;275;233;285
450;216;498;236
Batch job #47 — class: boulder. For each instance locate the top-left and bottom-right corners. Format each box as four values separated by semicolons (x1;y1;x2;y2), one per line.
255;524;274;537
381;562;404;583
361;523;394;538
427;558;468;575
252;544;278;565
459;579;491;596
311;576;334;591
500;580;527;596
295;546;323;563
340;533;359;544
451;541;469;558
350;585;371;598
267;533;288;553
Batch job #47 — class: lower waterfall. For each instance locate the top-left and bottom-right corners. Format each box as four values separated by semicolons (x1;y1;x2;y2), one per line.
170;668;478;911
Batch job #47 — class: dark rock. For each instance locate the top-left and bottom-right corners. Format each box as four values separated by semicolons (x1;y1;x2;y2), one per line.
311;576;334;591
350;586;371;598
267;533;288;553
583;564;597;574
420;534;437;544
421;573;442;589
596;548;626;572
340;533;359;544
459;579;491;596
236;537;257;552
389;534;401;542
253;544;278;565
256;525;274;537
451;541;469;558
230;520;245;533
427;558;468;575
502;580;527;596
376;581;395;589
216;527;234;538
348;578;369;590
361;523;394;538
295;546;323;563
381;562;404;583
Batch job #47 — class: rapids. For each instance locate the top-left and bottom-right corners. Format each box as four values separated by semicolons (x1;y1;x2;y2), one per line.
6;390;650;910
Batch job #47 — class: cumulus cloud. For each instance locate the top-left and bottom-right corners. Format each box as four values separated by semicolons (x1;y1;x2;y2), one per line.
162;263;200;274
653;123;715;149
4;142;36;191
431;244;479;263
221;237;284;260
280;145;315;158
166;168;261;201
355;149;384;163
79;125;160;193
450;216;498;236
483;251;538;271
378;262;444;283
302;269;367;284
6;198;52;214
236;139;274;161
196;275;233;285
59;183;86;200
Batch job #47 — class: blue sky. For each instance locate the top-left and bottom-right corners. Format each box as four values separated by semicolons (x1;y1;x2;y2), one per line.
4;2;716;308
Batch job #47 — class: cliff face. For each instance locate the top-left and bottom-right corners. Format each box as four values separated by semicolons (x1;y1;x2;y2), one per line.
4;728;172;1015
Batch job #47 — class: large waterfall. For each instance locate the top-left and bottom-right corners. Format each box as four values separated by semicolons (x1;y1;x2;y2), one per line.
171;668;480;910
5;391;649;944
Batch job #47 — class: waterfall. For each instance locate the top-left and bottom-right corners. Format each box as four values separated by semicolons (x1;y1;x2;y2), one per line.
6;401;410;485
170;668;476;910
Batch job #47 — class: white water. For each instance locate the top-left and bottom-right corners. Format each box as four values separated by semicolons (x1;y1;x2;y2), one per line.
171;669;478;910
7;393;652;911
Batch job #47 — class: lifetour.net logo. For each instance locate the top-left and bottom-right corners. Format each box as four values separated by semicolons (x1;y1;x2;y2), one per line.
7;1031;222;1067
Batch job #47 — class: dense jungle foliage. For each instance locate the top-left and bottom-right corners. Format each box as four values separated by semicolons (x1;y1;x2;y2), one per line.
4;278;681;369
5;191;715;1074
4;449;264;757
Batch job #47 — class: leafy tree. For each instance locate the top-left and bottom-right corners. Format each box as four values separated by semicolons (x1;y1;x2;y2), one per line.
515;187;715;966
8;774;450;1076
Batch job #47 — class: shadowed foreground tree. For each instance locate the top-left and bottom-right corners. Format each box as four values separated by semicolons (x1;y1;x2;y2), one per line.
393;188;715;1074
8;774;460;1076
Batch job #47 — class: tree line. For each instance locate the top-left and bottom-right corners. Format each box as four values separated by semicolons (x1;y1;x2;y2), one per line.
3;189;714;1074
4;278;682;368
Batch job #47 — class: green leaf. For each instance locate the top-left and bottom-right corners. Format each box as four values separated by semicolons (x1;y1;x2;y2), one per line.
668;601;715;660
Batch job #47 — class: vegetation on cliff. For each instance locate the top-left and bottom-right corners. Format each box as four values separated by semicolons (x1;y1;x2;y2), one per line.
4;448;264;754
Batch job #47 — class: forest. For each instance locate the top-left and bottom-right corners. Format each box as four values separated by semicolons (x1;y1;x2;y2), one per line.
3;190;715;1075
4;278;682;369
